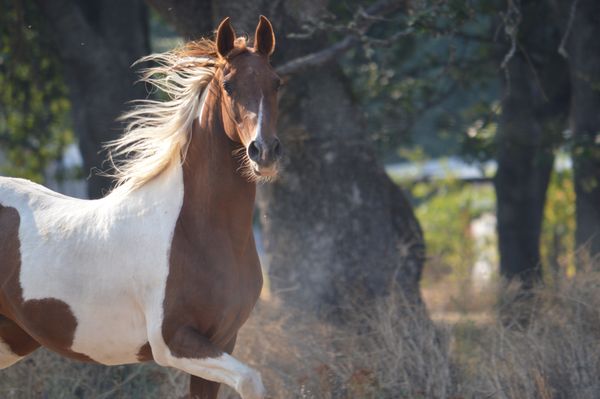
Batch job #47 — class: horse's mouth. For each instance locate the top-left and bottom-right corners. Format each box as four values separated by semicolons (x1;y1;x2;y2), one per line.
252;163;278;179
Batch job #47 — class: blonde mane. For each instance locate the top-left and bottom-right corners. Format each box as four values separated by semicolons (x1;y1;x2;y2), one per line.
105;37;247;193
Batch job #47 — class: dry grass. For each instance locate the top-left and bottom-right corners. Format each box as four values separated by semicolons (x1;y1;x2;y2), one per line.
456;265;600;399
1;259;600;399
0;349;187;398
226;294;454;399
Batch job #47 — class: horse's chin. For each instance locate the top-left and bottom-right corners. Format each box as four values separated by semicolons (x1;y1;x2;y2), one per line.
251;163;279;182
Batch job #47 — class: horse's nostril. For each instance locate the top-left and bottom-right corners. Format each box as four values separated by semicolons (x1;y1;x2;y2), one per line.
272;139;282;159
248;141;260;162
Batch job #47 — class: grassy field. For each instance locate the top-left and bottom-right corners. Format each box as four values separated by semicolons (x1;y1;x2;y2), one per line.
0;256;599;398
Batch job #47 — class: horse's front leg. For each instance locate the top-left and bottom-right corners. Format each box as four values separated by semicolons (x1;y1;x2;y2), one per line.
188;377;220;399
152;326;264;399
187;335;238;399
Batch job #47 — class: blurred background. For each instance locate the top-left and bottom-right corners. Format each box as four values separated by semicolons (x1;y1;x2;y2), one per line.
1;0;599;398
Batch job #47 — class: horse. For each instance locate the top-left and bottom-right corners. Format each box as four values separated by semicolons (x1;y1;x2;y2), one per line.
0;16;280;399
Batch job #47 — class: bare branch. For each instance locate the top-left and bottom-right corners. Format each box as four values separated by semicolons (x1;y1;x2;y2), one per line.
276;36;356;76
276;0;407;76
558;0;580;58
363;27;414;47
500;0;522;70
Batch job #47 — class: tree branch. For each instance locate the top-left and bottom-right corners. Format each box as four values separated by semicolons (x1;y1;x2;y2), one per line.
558;0;580;58
500;0;521;70
276;0;407;76
276;36;356;76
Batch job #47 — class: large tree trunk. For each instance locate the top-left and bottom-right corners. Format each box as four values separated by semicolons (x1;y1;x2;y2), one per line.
565;0;600;263
36;0;149;198
495;1;569;288
259;64;425;313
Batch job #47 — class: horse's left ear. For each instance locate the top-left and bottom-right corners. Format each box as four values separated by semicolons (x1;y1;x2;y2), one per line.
254;15;275;56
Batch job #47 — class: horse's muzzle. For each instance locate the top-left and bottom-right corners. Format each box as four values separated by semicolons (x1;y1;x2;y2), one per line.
247;137;282;169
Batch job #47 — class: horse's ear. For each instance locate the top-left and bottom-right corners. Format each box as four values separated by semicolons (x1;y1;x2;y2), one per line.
254;15;275;56
216;17;236;58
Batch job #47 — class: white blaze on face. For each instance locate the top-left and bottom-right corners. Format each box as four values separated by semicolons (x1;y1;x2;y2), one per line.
254;94;264;141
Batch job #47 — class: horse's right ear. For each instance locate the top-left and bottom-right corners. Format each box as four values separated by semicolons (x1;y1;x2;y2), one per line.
216;17;236;58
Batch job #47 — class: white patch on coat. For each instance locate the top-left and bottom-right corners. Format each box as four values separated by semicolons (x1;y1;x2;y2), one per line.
0;339;22;369
0;161;184;365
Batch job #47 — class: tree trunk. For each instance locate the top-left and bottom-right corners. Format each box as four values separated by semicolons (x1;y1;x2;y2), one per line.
36;0;150;198
565;0;600;263
258;64;425;314
495;1;569;288
495;56;552;288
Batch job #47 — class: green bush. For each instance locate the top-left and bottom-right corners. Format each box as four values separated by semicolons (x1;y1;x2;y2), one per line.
409;176;495;284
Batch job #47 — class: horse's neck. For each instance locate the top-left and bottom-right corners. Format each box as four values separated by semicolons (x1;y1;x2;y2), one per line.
178;89;256;255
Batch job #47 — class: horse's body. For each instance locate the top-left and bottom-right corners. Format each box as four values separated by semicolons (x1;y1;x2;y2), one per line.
0;16;279;399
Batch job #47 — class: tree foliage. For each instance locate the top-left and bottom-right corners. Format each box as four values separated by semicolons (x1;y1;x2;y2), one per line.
337;0;499;160
0;0;73;182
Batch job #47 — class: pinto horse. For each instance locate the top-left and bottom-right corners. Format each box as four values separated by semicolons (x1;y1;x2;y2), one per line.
0;16;280;399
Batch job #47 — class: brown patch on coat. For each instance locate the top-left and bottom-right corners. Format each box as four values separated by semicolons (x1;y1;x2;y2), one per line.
136;341;153;362
0;314;39;356
0;204;95;363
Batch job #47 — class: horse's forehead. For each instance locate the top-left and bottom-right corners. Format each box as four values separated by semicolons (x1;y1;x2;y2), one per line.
229;52;272;78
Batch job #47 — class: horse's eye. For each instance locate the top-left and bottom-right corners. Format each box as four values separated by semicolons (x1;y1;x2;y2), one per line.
274;79;282;91
223;81;233;96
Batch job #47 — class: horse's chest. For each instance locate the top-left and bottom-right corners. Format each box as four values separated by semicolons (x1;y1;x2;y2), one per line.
163;244;262;346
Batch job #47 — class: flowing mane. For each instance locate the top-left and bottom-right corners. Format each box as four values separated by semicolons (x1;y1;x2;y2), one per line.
105;37;248;192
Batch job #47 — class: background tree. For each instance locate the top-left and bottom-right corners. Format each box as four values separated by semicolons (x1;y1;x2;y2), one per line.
563;0;600;263
35;0;150;198
494;0;569;288
0;0;72;181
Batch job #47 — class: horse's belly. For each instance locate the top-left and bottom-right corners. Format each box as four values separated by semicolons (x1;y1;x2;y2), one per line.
69;301;148;365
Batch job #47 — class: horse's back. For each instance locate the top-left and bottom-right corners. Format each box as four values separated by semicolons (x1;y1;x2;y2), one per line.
0;172;183;365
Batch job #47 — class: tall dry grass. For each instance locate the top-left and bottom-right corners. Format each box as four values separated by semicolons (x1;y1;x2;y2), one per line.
226;294;454;399
458;263;600;399
0;349;187;398
1;257;599;398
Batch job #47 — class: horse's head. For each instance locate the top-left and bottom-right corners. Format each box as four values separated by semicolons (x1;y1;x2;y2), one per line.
215;16;282;180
